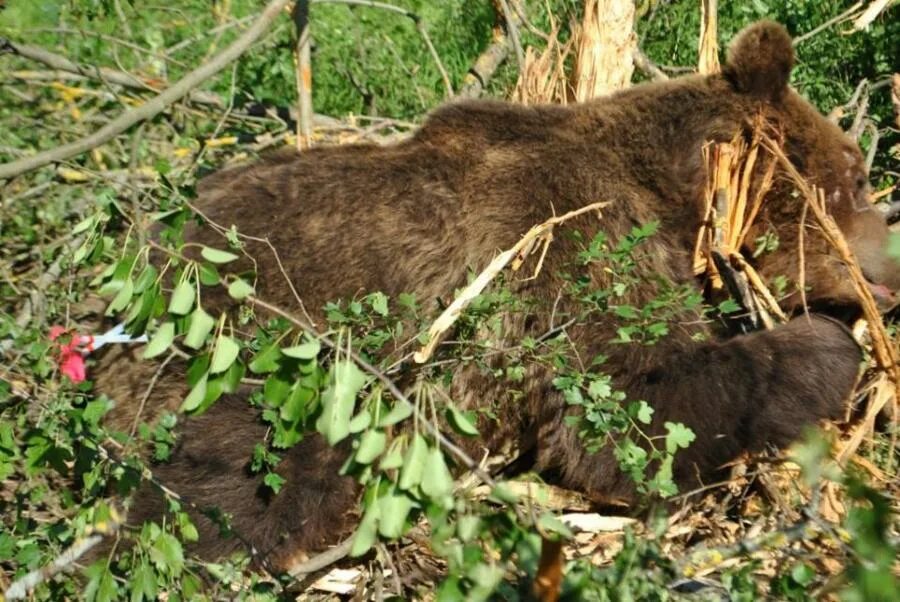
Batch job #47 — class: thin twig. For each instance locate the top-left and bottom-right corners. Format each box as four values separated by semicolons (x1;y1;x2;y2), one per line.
0;0;292;181
497;0;525;74
792;2;863;46
633;47;669;81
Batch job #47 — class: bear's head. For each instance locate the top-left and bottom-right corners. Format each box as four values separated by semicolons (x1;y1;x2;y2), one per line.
724;21;900;317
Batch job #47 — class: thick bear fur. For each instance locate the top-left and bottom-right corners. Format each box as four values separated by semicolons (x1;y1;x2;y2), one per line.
91;21;899;570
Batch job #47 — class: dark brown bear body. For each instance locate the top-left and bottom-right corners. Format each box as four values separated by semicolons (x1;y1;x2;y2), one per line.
92;21;899;570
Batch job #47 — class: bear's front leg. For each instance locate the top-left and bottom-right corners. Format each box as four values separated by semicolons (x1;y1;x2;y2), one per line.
545;315;862;503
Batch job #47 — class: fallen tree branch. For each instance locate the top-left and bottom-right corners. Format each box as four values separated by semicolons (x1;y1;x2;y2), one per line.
792;2;863;46
497;0;525;74
458;0;525;99
633;47;669;81
3;513;121;600
0;0;292;181
413;201;609;364
0;38;223;107
288;539;354;577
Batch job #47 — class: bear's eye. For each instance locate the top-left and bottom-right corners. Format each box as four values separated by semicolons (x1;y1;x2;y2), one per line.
855;176;867;191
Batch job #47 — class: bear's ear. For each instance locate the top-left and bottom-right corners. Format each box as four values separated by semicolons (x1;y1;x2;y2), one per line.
724;20;794;102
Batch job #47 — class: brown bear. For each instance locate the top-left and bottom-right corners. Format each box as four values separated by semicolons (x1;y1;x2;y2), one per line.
91;20;899;570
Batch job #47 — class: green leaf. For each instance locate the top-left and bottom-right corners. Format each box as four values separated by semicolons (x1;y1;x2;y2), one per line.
198;263;220;286
420;447;454;499
398;434;428;491
130;560;157;602
264;373;292;406
143;322;175;359
200;246;239;264
348;409;372;433
369;292;389;316
379;438;405;470
280;383;314;422
72;214;97;234
355;429;387;464
489;482;520;504
221;359;245;394
105;277;134;314
446;405;478;436
378;402;413;427
210;334;240;373
264;472;286;493
184;308;215;349
664;422;696;454
717;298;741;314
538;513;573;538
316;360;367;445
249;343;282;374
613;305;639;319
282;338;321;360
227;278;254;300
350;501;379;557
168;279;195;315
632;400;654;425
790;562;815;586
149;532;184;575
177;512;199;543
133;265;158;293
96;569;118;602
377;490;413;539
180;373;208;412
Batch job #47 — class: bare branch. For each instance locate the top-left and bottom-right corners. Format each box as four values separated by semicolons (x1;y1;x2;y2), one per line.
0;38;223;107
633;47;669;81
4;516;120;600
497;0;525;74
793;2;863;46
458;1;525;99
0;0;292;181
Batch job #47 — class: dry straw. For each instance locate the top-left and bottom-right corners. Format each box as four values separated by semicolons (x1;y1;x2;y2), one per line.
692;118;784;328
413;201;609;364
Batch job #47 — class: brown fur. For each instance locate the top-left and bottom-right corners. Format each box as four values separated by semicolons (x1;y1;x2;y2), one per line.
92;21;898;569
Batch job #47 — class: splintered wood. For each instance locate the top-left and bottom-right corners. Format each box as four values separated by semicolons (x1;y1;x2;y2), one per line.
511;20;574;105
760;135;900;460
692;119;783;328
413;202;608;364
571;0;636;101
698;0;720;75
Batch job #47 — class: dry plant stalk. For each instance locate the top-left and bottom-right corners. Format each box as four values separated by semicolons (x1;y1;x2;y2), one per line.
511;20;575;105
413;201;609;363
761;135;900;460
571;0;636;101
692;120;783;324
698;0;720;75
852;0;893;30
